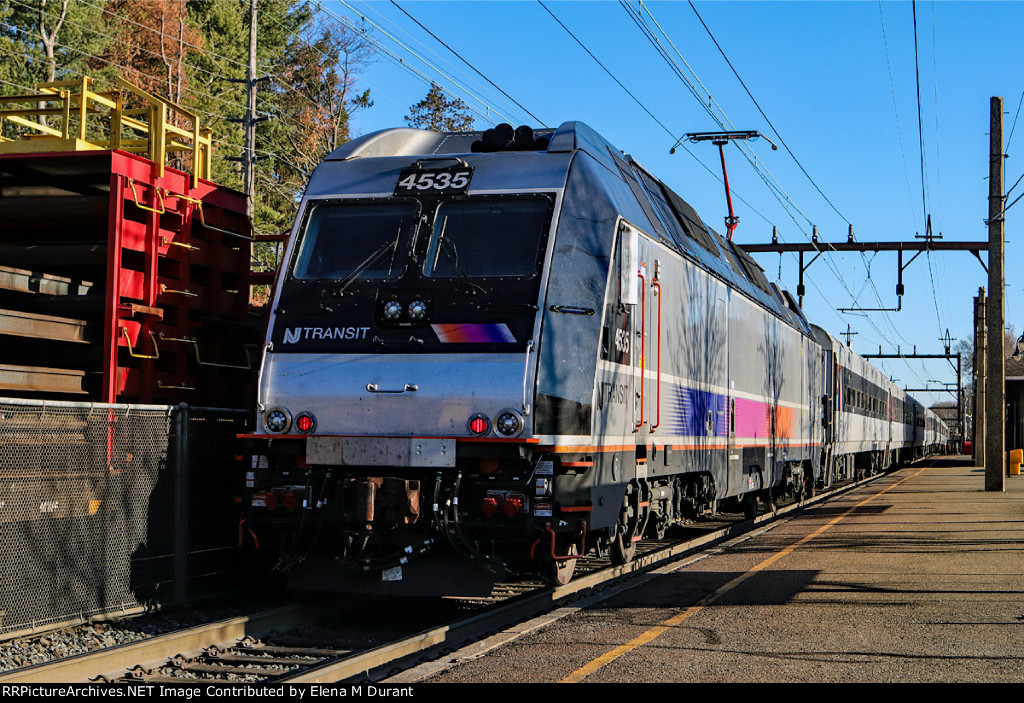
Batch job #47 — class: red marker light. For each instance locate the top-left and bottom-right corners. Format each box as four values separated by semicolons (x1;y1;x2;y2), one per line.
295;413;316;433
469;415;489;435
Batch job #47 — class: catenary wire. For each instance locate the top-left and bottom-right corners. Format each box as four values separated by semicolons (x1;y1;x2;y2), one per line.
537;3;925;383
388;0;545;125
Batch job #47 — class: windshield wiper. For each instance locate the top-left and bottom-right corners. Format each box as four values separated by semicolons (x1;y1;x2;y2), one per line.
330;229;400;298
436;216;488;296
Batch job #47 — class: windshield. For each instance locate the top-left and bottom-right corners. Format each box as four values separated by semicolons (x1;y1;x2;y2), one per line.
292;200;419;280
423;196;551;278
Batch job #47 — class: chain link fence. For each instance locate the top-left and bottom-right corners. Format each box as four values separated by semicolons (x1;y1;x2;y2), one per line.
0;399;246;636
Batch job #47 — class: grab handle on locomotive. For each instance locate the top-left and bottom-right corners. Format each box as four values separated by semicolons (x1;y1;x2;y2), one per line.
366;383;419;393
522;339;535;416
634;263;647;433
549;305;595;315
651;275;662;432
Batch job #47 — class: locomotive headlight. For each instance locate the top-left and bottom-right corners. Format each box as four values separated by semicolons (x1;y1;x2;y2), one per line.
264;407;291;433
407;299;428;321
382;300;403;320
494;409;524;437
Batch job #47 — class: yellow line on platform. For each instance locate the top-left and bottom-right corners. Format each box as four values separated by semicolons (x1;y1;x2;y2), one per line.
559;465;930;683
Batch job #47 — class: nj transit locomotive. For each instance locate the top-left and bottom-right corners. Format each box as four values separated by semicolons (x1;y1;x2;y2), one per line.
242;121;947;595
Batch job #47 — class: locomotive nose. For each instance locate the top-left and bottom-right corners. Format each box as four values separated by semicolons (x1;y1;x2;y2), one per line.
260;353;531;438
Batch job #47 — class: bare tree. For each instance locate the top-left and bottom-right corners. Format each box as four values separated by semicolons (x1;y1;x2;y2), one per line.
37;0;68;81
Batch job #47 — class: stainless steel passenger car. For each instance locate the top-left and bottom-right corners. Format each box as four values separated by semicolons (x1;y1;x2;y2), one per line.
813;325;948;483
241;122;946;595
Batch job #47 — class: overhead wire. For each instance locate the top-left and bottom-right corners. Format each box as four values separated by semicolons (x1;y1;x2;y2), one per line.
864;3;949;390
878;0;919;229
538;1;675;138
928;1;953;332
4;0;267;120
622;1;831;258
630;2;888;315
387;0;545;125
534;1;775;229
257;2;410;117
1007;90;1024;154
631;1;819;234
541;1;919;377
908;1;946;337
0;20;270;162
330;0;512;126
624;9;891;347
344;0;534;124
1006;170;1024;199
348;1;517;119
5;0;939;390
632;2;855;262
685;0;852;227
929;2;944;231
911;0;929;228
634;1;929;384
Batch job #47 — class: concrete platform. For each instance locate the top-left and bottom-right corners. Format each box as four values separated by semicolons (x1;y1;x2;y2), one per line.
394;457;1024;683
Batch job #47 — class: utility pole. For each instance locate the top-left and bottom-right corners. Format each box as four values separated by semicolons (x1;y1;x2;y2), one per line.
938;329;964;449
244;0;257;219
975;288;986;468
227;0;271;219
957;351;963;450
986;97;1005;491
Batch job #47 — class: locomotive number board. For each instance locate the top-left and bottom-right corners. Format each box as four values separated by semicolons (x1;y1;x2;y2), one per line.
395;166;473;196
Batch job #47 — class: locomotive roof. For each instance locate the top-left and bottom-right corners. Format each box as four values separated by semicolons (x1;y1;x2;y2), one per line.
325;121;604;163
323;120;812;336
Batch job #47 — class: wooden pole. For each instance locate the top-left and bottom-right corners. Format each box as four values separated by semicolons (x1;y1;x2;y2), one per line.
986;96;1005;491
975;288;986;467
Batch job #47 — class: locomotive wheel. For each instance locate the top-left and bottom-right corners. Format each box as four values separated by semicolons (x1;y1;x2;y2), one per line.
742;493;758;520
546;542;578;586
609;523;637;564
609;483;640;565
803;473;816;499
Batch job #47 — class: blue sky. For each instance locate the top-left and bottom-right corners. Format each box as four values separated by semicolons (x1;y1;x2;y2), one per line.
335;0;1024;408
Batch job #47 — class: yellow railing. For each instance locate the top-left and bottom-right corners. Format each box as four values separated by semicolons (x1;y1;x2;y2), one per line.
0;75;212;187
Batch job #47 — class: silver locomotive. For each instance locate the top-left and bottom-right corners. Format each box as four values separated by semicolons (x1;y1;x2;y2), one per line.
244;122;947;594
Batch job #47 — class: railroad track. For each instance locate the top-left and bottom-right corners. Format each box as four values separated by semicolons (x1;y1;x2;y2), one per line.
0;471;878;684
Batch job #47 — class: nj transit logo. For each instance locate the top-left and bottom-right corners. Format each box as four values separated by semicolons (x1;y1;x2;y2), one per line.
283;327;370;344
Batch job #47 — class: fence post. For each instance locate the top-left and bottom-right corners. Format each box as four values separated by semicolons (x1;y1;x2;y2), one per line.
173;402;189;606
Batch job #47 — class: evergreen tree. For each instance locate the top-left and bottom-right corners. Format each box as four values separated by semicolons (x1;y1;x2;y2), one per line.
405;82;474;132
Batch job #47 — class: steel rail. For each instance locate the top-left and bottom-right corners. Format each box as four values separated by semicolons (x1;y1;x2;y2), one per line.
281;468;885;683
0;604;322;684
